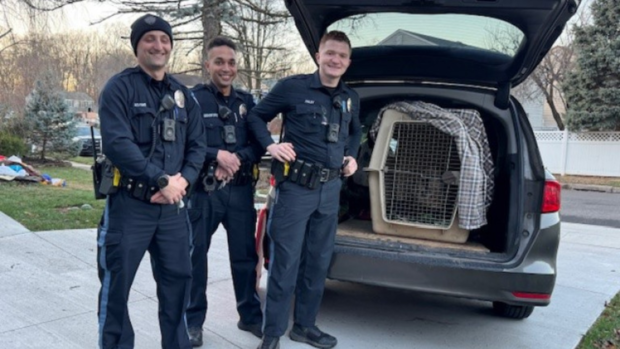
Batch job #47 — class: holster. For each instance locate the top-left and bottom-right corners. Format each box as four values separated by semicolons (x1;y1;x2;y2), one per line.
271;160;287;186
95;157;119;199
91;156;106;200
229;162;254;186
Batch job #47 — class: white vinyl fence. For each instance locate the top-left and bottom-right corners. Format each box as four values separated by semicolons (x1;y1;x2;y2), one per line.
534;131;620;177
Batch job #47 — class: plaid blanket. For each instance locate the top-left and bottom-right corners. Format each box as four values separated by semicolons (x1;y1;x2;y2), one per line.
370;101;494;230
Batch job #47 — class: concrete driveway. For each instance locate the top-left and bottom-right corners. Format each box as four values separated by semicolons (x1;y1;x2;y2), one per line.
0;219;618;349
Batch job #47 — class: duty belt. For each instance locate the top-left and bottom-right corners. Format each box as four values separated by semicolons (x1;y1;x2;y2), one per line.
120;177;158;202
271;159;340;190
318;167;341;182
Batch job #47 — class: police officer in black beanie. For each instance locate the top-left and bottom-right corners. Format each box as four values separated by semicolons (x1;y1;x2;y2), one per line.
96;14;206;349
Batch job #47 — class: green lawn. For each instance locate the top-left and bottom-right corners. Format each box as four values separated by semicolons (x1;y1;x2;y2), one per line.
69;156;95;165
577;292;620;349
0;166;104;231
556;175;620;188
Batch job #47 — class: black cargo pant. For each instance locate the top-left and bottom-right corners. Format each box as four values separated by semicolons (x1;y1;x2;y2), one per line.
186;182;262;329
263;178;341;337
97;190;192;349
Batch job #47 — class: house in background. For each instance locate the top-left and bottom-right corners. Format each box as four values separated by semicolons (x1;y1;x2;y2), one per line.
512;83;561;131
63;91;98;126
379;29;556;130
377;29;471;47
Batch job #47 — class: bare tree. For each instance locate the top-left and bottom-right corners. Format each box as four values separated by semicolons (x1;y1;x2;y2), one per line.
20;0;294;83
522;8;593;130
225;0;291;92
484;8;591;130
527;46;574;130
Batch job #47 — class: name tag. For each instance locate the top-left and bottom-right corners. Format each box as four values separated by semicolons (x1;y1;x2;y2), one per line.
133;102;147;107
203;113;218;118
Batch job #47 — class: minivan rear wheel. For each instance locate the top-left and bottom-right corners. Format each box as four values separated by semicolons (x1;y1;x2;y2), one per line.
492;302;534;319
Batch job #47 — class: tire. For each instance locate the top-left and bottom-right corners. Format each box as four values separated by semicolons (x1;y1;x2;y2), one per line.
492;302;534;319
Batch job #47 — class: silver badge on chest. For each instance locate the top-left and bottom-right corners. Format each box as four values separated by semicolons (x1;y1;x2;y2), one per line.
174;90;185;109
239;103;247;119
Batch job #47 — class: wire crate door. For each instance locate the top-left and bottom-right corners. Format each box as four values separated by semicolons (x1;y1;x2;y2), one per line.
366;109;469;243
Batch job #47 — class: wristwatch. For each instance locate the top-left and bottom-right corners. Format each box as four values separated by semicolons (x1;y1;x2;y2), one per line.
157;175;169;189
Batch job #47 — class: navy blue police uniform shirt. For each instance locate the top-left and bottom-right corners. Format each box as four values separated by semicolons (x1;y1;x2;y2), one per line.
247;72;362;170
98;66;207;188
191;83;264;164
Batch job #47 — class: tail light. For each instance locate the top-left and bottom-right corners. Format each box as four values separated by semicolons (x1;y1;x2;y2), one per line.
541;180;561;213
512;292;551;300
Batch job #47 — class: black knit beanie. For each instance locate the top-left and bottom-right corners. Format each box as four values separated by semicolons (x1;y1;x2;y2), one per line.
130;14;173;56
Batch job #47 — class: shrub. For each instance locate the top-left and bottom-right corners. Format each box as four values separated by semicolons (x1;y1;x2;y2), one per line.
0;132;27;157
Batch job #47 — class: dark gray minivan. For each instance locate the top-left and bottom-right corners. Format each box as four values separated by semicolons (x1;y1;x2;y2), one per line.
258;0;578;320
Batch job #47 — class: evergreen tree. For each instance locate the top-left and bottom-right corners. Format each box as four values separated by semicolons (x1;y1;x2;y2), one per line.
563;0;620;131
24;74;78;160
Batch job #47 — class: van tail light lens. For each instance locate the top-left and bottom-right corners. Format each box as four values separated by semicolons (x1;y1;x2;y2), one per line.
512;292;551;300
541;180;561;213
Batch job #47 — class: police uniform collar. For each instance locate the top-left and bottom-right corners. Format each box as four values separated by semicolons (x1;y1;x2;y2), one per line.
310;70;345;93
136;66;173;88
207;82;239;102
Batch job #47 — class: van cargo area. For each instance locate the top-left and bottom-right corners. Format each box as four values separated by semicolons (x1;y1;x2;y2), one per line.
336;85;528;263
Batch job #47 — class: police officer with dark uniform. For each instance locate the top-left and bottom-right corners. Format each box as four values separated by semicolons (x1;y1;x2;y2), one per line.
96;14;206;349
186;36;264;347
248;31;361;349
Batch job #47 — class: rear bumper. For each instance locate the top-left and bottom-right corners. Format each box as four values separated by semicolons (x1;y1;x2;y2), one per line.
328;217;560;307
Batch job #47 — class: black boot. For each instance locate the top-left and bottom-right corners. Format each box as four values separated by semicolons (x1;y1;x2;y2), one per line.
188;327;203;347
238;320;263;338
257;335;280;349
289;324;337;349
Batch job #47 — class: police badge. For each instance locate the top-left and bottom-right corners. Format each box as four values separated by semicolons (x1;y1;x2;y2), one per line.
239;103;247;119
346;98;352;113
174;90;185;108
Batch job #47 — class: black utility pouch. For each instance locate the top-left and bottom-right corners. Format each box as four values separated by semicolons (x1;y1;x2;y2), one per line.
289;160;304;183
223;125;237;144
98;159;118;196
239;163;252;185
307;166;321;190
131;181;147;200
298;162;314;186
271;160;286;185
327;123;340;143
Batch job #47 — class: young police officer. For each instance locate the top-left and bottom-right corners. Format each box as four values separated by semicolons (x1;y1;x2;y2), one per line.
186;36;264;347
97;14;206;349
248;31;361;349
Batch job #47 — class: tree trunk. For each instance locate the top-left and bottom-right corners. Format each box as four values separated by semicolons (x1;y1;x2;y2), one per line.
532;75;566;131
201;0;224;79
546;87;565;131
40;137;47;161
546;96;565;131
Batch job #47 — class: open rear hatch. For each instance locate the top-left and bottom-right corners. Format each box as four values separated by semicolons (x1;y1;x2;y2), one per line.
285;0;580;107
